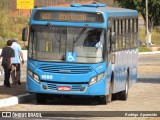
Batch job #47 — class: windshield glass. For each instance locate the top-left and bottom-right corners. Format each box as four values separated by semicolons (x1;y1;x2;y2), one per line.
29;25;105;63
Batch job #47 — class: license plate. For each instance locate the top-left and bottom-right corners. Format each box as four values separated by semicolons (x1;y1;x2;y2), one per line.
57;86;70;91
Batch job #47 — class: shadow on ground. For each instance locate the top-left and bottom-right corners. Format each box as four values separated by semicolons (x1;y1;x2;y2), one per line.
0;82;27;99
137;78;160;84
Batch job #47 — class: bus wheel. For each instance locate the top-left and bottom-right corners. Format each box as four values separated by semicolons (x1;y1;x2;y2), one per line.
98;96;108;105
119;72;129;100
36;93;47;104
108;75;114;102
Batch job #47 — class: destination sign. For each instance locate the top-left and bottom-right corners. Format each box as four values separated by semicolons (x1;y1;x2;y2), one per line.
34;10;104;23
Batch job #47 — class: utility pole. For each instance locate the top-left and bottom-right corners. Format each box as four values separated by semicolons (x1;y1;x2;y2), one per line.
146;0;149;47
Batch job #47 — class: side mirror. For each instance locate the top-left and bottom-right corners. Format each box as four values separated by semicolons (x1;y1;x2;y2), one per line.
111;32;116;44
22;27;29;41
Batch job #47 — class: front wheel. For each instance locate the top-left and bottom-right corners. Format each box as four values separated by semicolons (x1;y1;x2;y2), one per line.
36;93;47;104
98;96;108;105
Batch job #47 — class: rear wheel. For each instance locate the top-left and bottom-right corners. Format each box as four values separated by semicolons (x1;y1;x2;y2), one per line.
98;96;108;105
36;93;47;104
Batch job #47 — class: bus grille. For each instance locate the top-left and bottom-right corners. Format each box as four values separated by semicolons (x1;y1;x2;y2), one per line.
46;83;82;91
38;64;92;74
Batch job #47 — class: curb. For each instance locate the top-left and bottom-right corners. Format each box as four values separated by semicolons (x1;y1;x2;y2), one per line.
139;51;160;54
0;93;35;108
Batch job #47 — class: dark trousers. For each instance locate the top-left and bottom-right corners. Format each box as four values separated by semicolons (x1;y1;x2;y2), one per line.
3;66;11;86
11;64;21;84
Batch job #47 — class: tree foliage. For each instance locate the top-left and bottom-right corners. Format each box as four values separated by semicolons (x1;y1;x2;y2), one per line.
114;0;160;32
0;0;11;38
0;0;29;48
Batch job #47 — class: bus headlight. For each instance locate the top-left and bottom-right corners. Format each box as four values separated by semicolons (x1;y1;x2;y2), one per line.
89;72;104;86
28;69;33;77
97;72;104;81
28;69;40;83
89;76;97;86
33;74;40;83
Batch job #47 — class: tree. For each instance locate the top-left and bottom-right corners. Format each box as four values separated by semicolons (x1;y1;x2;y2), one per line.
114;0;160;45
0;0;11;38
0;0;29;49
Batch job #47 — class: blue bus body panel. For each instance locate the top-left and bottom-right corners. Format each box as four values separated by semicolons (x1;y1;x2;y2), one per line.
27;75;107;96
27;60;110;96
30;6;138;28
112;49;138;93
31;6;138;18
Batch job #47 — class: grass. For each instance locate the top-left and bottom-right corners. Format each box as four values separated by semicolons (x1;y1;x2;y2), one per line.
138;28;160;52
138;47;152;52
138;28;160;46
0;15;29;49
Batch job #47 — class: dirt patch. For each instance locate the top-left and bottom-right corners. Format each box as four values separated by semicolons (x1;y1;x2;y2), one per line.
138;66;160;73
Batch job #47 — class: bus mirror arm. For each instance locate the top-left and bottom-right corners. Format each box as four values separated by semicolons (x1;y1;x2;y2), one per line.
111;32;116;44
22;27;29;41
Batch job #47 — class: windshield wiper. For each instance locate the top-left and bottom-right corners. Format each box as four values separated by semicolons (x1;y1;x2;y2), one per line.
59;29;62;54
47;23;61;43
72;31;75;53
73;27;86;43
71;27;86;53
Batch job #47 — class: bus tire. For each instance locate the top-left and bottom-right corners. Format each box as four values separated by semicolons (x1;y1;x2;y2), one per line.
119;72;129;100
108;74;114;102
36;93;47;104
98;96;108;105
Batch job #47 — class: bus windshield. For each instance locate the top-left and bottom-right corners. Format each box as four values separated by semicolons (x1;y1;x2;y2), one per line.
29;25;105;63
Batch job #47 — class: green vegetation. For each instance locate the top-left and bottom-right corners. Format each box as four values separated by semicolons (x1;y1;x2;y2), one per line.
138;28;160;52
0;0;29;49
114;0;160;31
0;14;29;48
138;47;151;52
114;0;160;52
139;28;160;46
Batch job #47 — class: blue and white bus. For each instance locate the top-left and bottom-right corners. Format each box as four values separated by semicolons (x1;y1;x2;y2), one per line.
22;3;138;104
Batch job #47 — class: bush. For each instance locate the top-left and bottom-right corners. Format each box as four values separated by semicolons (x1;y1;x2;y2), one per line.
0;10;29;48
138;47;152;52
154;26;160;33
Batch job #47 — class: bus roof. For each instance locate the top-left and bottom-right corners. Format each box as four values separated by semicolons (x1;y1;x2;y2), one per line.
33;4;138;17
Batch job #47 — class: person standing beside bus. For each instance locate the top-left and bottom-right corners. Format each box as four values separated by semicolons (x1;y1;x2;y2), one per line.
11;39;24;85
0;40;15;87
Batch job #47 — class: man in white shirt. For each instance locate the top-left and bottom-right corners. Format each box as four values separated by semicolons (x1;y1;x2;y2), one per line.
11;39;24;85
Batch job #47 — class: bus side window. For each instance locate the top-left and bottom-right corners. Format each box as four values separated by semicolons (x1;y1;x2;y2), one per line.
107;19;111;53
119;19;123;50
115;19;118;51
131;19;134;48
126;19;129;49
122;19;126;49
111;19;116;52
130;19;134;48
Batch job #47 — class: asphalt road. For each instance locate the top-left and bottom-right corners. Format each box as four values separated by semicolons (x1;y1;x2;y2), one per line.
138;53;160;66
